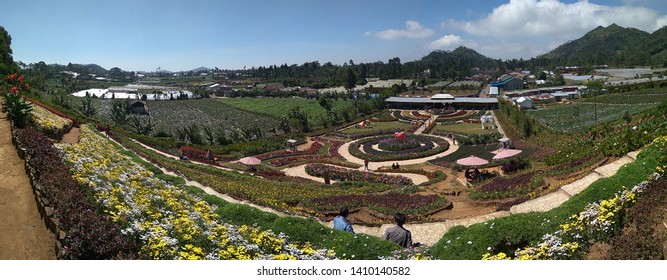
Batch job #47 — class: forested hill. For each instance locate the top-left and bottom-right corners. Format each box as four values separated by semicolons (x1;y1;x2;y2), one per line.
538;23;667;67
406;47;500;80
1;26;18;76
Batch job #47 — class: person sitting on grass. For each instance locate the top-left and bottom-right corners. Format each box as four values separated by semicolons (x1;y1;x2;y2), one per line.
383;213;419;248
333;207;355;233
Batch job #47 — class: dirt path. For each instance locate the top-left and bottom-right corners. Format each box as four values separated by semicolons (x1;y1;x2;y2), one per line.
0;114;56;259
61;126;80;144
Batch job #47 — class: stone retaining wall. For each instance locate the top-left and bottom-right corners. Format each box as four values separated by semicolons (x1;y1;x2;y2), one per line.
10;128;66;259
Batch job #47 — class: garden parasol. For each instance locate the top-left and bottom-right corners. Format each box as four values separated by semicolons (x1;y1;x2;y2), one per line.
239;156;261;165
492;149;522;160
456;155;489;166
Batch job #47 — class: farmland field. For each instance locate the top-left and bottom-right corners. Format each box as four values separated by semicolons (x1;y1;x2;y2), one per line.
527;102;656;132
583;92;667;104
89;98;281;135
217;97;356;125
147;99;281;134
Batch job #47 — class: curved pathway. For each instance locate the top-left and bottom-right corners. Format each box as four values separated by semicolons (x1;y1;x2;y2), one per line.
0;112;56;259
115;123;641;246
282;163;429;185
337;135;459;171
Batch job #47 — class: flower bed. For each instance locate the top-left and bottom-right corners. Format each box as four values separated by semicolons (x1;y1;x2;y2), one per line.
256;141;322;160
469;170;544;199
349;134;449;161
14;127;136;259
483;173;660;260
305;163;413;185
31;105;73;139
55;125;335;260
378;137;421;151
308;193;446;215
326;128;403;140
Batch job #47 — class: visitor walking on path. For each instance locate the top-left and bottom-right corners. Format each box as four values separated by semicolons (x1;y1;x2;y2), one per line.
333;207;355;233
383;213;419;248
364;159;369;171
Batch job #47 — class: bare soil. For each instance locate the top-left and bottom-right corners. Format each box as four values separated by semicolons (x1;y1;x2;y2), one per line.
61;126;80;144
0;114;56;259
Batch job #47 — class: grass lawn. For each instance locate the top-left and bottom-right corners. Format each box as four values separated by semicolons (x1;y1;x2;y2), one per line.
435;122;499;135
340;121;411;134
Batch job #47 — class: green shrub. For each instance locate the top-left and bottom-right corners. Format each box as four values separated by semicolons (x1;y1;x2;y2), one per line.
215;204;279;230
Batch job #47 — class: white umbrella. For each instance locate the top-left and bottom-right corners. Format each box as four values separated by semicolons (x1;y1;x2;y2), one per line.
492;149;522;160
456;155;489;166
239;156;261;165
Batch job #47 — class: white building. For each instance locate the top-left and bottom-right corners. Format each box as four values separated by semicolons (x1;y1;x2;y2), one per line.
514;96;533;109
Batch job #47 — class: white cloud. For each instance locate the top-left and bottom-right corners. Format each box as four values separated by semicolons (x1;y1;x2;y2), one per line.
430;35;464;49
439;0;667;59
450;0;665;37
371;20;434;40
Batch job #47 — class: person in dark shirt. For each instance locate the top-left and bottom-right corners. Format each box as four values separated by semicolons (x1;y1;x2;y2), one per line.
383;213;417;248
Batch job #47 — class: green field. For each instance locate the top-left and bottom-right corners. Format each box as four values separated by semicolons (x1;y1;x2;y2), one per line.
86;98;280;135
434;122;499;135
527;102;656;132
217;97;355;125
582;91;667;104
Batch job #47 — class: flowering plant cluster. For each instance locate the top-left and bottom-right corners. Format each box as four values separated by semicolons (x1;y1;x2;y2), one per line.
470;170;543;200
31;105;73;138
482;173;661;260
4;73;30;93
257;142;322;160
350;134;449;161
56;125;335;260
305;163;413;186
263;138;348;166
2;73;33;128
378;137;421;151
327;128;403;140
309;192;446;215
15;127;136;259
379;246;432;260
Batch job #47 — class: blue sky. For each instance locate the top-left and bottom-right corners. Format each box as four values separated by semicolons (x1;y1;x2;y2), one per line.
2;0;666;71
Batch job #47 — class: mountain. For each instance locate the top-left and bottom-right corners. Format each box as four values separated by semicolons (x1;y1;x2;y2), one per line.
190;66;210;73
409;46;499;79
538;23;666;67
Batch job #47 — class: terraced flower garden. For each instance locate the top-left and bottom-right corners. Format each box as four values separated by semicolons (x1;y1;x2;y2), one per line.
11;83;667;261
349;134;449;161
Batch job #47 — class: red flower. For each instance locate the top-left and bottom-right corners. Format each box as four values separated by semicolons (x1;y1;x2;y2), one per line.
11;86;19;93
24;83;30;89
18;75;24;82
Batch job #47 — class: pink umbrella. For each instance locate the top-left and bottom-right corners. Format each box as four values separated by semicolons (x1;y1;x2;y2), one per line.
492;149;522;160
456;155;489;166
239;156;261;165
